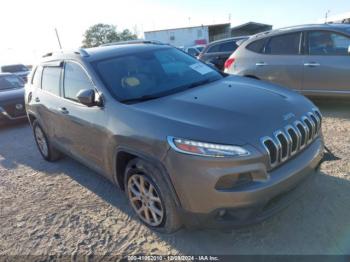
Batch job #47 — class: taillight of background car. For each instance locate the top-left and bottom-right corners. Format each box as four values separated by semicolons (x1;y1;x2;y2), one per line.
224;57;235;70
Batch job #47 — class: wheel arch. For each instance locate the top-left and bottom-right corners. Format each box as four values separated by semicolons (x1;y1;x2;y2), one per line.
27;113;37;126
113;147;181;207
244;75;260;80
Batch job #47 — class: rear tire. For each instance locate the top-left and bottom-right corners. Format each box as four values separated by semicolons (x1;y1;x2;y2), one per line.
33;120;61;162
124;158;182;233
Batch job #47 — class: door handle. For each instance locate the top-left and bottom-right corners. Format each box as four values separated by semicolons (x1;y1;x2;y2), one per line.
304;62;320;67
34;97;40;102
58;107;69;114
256;62;268;66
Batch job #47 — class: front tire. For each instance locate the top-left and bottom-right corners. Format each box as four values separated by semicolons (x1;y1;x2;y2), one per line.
33;120;61;162
124;158;182;233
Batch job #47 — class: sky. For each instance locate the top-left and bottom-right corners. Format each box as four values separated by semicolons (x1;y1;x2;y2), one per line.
0;0;349;65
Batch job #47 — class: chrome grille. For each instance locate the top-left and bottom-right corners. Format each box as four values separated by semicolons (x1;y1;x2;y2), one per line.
261;108;322;169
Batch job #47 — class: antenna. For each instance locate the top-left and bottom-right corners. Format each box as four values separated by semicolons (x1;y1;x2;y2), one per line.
55;28;63;49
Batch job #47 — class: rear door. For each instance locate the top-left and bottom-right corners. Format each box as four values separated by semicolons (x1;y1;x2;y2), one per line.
302;30;350;96
35;62;63;141
255;32;304;91
203;40;240;70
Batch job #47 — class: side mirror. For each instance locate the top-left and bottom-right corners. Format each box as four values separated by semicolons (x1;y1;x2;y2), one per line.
76;89;97;107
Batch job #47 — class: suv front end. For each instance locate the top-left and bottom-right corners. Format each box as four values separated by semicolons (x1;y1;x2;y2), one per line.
163;109;323;228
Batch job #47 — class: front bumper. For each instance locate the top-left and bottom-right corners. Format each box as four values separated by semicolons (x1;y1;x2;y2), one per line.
164;138;324;227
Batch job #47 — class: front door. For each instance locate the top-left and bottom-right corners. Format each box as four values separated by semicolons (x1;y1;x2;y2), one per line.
54;61;108;171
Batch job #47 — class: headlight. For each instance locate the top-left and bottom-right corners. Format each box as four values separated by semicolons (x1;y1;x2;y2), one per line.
167;136;250;158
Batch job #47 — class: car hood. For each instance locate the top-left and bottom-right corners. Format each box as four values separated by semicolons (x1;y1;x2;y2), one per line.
0;88;24;103
131;76;315;146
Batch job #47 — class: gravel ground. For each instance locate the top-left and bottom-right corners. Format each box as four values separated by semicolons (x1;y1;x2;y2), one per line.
0;101;349;258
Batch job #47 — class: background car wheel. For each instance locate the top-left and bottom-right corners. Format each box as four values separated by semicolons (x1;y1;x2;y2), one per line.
124;158;182;233
33;120;61;162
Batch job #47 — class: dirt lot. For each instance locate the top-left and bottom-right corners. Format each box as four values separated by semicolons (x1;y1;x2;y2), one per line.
0;101;349;258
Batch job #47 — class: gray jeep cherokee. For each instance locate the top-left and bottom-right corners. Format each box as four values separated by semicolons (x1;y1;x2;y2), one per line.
25;42;324;233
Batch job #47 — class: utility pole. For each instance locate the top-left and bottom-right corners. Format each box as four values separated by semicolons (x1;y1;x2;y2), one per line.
55;28;63;49
325;10;330;23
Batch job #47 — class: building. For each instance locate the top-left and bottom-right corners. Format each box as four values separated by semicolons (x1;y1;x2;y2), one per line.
144;22;272;47
144;23;231;47
230;22;272;37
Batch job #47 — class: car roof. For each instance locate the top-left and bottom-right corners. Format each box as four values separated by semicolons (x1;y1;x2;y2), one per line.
249;23;350;41
40;43;171;64
207;36;249;46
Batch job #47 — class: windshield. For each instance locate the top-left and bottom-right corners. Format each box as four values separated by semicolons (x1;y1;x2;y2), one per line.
1;64;28;73
0;75;24;90
93;47;223;102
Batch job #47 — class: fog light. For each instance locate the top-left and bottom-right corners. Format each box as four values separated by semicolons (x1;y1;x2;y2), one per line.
215;172;253;190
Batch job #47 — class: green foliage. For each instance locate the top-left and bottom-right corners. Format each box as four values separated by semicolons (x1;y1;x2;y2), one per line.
82;24;137;48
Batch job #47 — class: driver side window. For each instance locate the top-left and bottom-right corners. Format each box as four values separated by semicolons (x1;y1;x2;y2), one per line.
63;62;94;102
308;31;350;56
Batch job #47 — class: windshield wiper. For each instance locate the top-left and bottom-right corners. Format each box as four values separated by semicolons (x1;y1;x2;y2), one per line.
120;94;162;104
179;78;217;91
120;78;218;104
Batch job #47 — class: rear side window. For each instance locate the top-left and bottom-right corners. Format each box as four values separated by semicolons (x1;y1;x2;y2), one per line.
308;31;350;56
63;62;94;101
32;66;43;88
246;39;266;53
219;41;238;52
207;44;220;53
265;32;301;55
42;67;61;96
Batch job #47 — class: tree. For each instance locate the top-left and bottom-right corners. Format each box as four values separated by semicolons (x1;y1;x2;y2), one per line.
82;23;137;48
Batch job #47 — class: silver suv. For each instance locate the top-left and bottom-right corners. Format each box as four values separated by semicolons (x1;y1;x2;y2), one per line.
26;43;324;232
224;24;350;98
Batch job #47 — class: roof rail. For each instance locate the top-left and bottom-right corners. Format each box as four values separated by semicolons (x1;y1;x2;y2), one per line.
252;23;331;39
75;48;89;57
100;40;165;47
42;48;90;59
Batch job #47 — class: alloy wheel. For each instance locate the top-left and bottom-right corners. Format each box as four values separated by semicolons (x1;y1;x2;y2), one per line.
35;126;49;157
127;174;164;227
